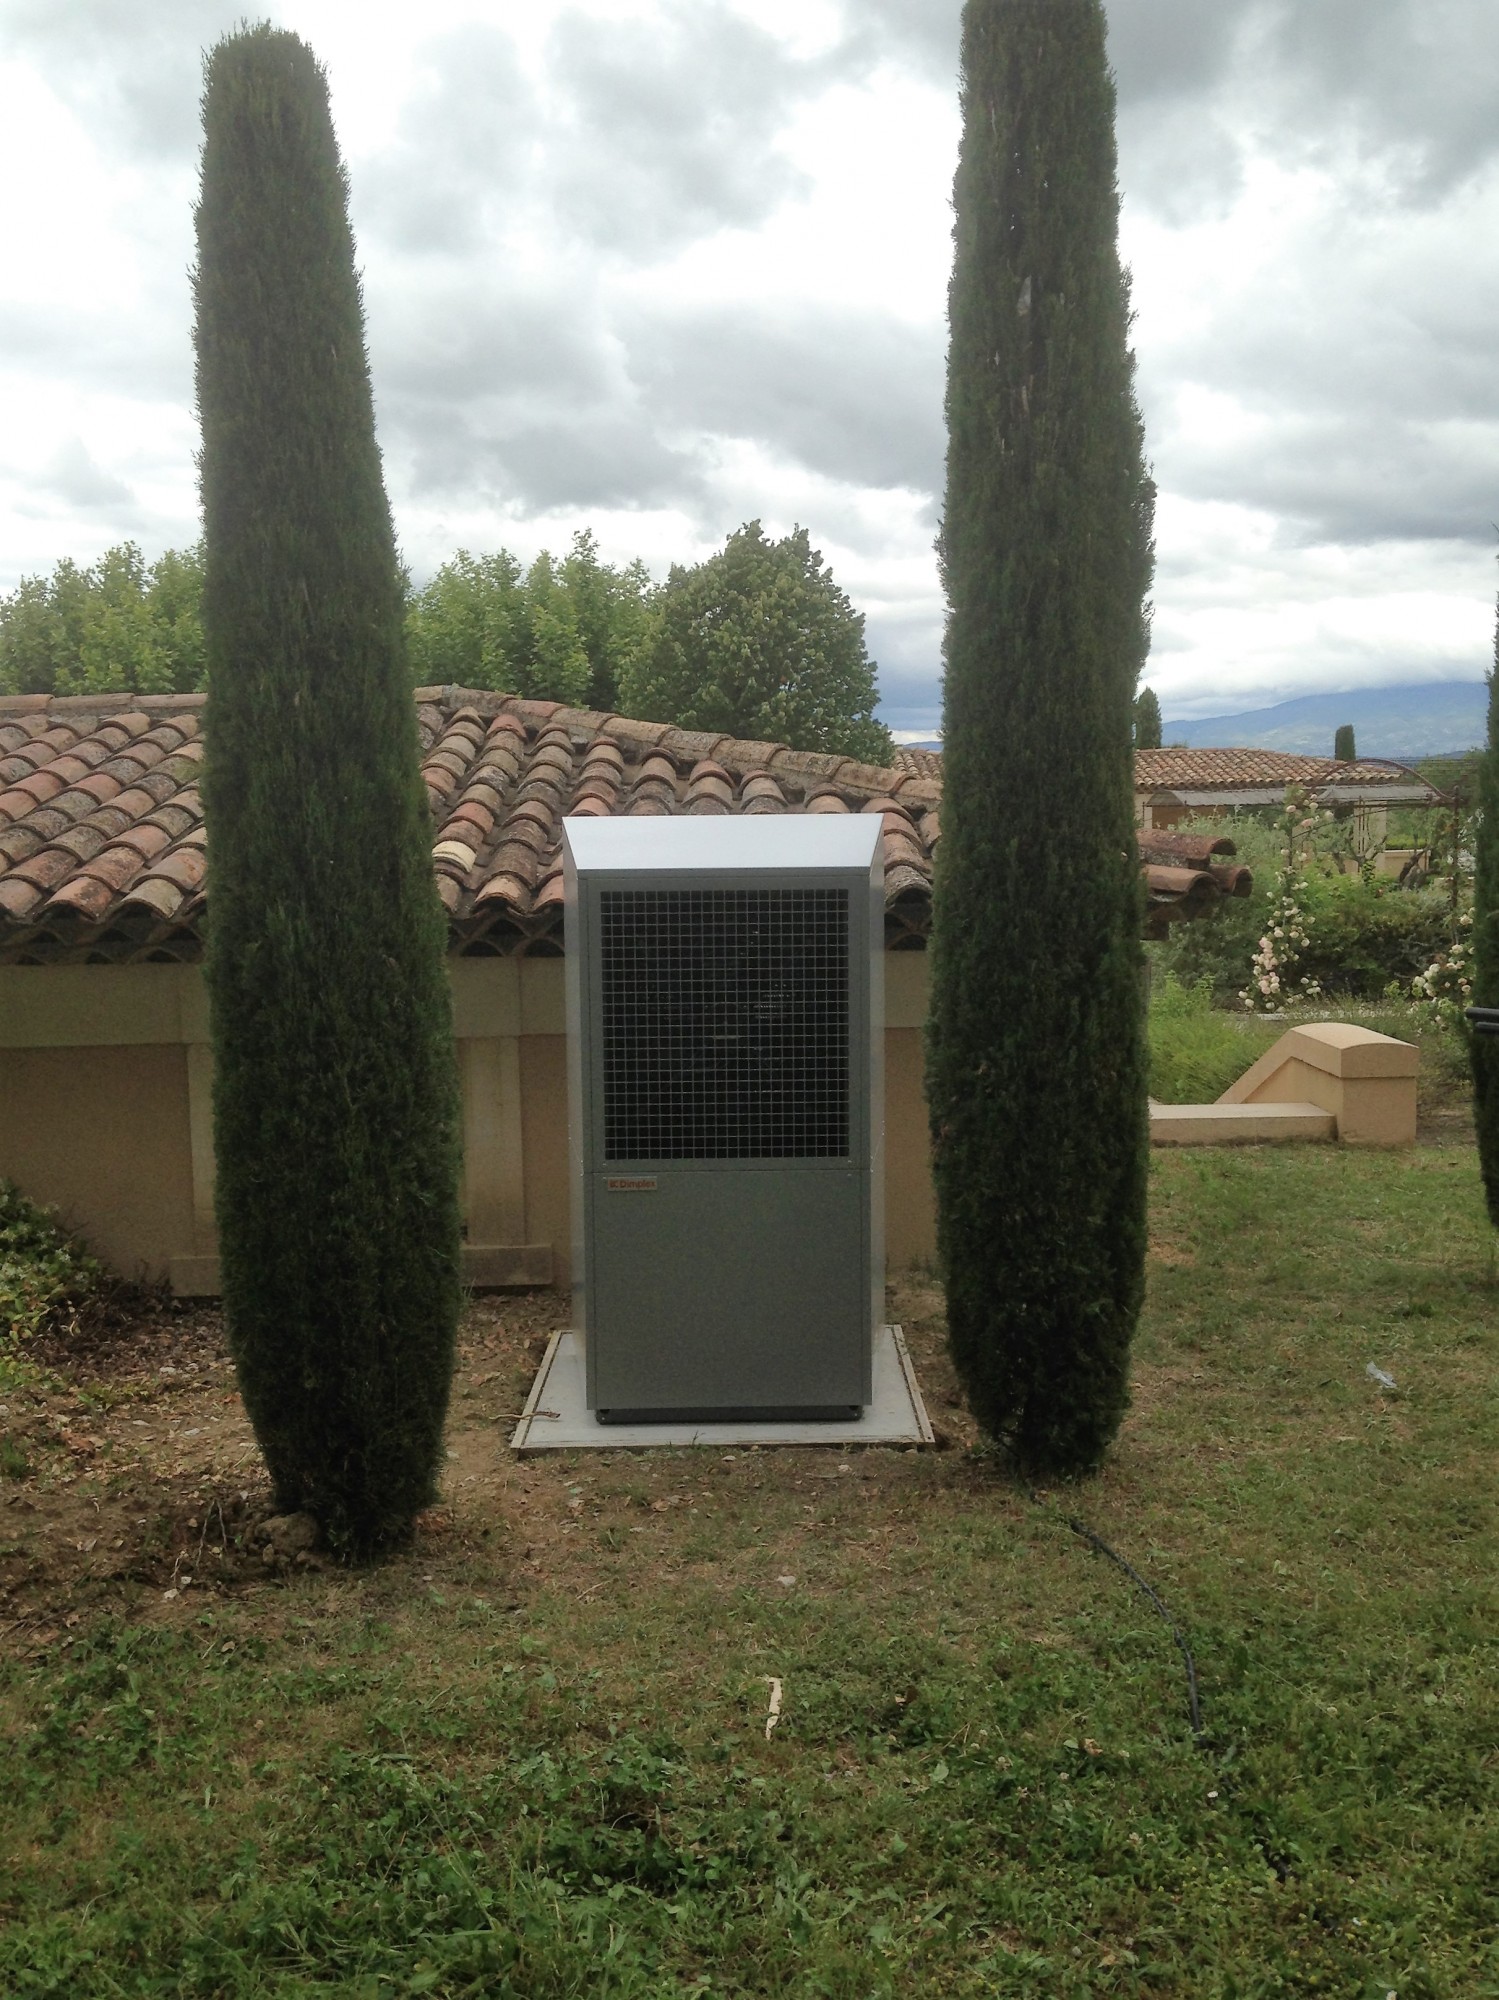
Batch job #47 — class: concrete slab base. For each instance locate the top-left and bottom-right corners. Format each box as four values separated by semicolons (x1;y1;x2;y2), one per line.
509;1325;934;1454
1150;1099;1337;1145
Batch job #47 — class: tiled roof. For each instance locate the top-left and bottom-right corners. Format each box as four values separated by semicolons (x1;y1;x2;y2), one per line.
1133;747;1441;795
0;689;1248;965
901;743;1441;797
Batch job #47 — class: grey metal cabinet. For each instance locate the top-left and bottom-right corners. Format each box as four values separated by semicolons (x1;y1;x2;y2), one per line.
563;816;884;1422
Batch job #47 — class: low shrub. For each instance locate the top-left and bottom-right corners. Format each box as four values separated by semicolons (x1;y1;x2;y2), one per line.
0;1180;105;1345
1152;813;1462;1003
1147;973;1280;1102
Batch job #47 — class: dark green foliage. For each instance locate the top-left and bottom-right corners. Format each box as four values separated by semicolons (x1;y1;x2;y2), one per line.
0;542;205;696
406;530;654;710
1334;722;1357;761
927;0;1153;1474
1472;629;1499;1225
0;1180;106;1345
620;520;893;761
194;25;461;1554
1133;684;1162;749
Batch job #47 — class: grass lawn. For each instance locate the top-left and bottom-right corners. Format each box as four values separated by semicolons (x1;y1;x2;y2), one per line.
2;1144;1496;1996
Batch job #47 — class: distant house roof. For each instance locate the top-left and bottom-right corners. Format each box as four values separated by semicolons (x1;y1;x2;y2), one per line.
898;742;1444;804
1132;746;1443;807
0;689;1251;965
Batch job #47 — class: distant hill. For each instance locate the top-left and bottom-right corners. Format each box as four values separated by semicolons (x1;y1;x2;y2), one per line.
1160;681;1487;760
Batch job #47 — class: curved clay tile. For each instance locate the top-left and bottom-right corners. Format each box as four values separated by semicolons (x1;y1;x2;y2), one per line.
0;825;43;865
633;752;677;790
473;870;536;912
805;792;850;814
0;878;44;919
600;715;672;750
115;823;174;865
484;835;545;884
767;747;848;785
884;862;929;906
81;844;152;894
119;876;185;922
72;772;125;806
145;847;206;896
505;698;564;726
507;799;558;840
10;847;76;893
6;769;67;810
714;738;790;774
45;874;114;921
441;800;496;843
658;726;731;764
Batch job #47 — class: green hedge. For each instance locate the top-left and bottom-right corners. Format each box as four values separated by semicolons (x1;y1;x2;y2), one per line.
0;1181;104;1346
1154;815;1460;1001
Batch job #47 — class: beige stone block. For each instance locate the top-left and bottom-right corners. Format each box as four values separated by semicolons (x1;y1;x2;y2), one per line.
1218;1022;1418;1145
1150;1101;1336;1146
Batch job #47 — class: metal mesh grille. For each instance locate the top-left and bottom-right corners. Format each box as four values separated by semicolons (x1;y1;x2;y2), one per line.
599;887;850;1161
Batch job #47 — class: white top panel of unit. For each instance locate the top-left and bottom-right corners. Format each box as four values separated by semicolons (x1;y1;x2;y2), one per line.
563;813;880;875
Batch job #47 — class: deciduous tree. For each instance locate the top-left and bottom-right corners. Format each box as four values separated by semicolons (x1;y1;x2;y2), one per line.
926;0;1154;1473
195;24;460;1554
620;520;892;762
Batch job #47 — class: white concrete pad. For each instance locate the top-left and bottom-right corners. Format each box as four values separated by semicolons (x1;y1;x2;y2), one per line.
509;1325;934;1453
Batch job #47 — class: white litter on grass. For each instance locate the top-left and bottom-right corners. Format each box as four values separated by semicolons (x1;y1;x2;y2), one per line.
764;1678;783;1741
1366;1364;1397;1390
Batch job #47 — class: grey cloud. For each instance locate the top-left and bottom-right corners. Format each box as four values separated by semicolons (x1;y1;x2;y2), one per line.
0;0;239;160
387;387;704;515
626;308;944;493
1157;405;1499;548
0;303;189;405
1107;0;1259;104
836;0;960;82
542;4;826;255
356;26;536;256
1264;0;1499;199
368;273;613;406
36;437;135;510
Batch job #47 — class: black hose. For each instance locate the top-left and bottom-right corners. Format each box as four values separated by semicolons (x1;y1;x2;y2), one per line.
1030;1487;1204;1740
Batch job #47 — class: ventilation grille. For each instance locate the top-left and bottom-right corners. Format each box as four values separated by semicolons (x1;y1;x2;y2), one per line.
599;887;850;1161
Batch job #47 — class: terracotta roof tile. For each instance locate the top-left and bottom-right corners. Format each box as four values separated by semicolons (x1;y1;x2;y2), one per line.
1135;747;1441;795
0;688;1260;962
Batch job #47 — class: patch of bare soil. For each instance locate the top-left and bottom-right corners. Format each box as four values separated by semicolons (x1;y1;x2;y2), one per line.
0;1281;971;1657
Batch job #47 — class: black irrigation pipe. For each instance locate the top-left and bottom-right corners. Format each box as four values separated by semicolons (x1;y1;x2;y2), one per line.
1028;1486;1204;1741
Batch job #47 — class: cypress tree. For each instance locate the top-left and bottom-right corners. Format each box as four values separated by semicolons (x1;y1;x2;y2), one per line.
194;26;461;1555
1334;723;1356;761
926;0;1154;1474
1133;686;1162;750
1472;613;1499;1225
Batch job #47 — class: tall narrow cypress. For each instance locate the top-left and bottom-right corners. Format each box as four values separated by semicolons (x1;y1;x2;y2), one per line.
1134;686;1162;751
194;26;461;1554
927;0;1154;1473
1334;723;1357;762
1472;611;1499;1225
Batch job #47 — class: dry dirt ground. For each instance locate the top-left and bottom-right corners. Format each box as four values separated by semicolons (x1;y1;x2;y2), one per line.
0;1280;976;1661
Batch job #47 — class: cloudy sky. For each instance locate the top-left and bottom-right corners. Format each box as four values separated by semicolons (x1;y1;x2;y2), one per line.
1;0;1495;734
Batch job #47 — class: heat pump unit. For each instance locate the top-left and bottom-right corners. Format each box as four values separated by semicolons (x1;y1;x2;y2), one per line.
563;815;884;1423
